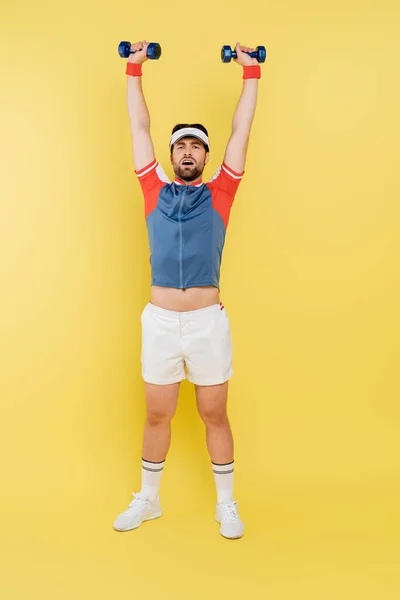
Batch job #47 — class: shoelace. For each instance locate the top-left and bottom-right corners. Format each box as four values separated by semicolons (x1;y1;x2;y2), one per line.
220;502;239;522
126;493;149;513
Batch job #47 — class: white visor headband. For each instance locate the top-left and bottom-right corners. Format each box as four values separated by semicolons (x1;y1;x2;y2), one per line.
170;127;210;151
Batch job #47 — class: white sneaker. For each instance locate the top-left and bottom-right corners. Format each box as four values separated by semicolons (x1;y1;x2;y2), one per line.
113;493;162;532
215;501;244;539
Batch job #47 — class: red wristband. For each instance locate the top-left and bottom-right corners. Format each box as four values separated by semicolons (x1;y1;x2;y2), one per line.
126;62;143;77
243;65;261;80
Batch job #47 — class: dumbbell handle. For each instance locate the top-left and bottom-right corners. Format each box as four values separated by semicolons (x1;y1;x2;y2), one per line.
231;50;258;59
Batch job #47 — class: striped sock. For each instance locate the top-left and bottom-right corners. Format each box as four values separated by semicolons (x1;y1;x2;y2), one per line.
140;458;165;501
212;460;234;504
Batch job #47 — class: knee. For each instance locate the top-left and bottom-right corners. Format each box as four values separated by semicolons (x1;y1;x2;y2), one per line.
198;406;229;427
146;407;174;426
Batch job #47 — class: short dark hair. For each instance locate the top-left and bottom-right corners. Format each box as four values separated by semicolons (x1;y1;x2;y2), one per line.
170;123;209;153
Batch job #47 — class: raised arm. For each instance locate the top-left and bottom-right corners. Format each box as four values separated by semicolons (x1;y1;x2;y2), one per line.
223;43;260;174
126;41;155;171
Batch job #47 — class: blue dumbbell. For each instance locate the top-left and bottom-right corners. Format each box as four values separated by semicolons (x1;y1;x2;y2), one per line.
221;45;267;63
118;41;162;60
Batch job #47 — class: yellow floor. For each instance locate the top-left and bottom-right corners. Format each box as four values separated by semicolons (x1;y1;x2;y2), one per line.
2;472;399;599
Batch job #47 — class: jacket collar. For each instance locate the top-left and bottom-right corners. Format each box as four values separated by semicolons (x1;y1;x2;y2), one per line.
174;176;203;187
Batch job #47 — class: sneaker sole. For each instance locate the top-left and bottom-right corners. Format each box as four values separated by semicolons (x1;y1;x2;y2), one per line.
113;511;163;532
215;515;244;540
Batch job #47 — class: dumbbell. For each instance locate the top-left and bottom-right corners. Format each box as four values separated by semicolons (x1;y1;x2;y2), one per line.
221;45;266;63
118;41;162;60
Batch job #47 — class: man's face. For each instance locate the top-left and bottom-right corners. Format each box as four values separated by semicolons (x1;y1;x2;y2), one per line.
170;137;209;182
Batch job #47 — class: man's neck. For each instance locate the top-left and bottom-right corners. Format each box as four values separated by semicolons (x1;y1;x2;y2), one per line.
174;176;203;187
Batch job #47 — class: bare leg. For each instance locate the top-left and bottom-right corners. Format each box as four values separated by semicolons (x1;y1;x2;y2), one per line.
142;381;180;462
195;382;233;464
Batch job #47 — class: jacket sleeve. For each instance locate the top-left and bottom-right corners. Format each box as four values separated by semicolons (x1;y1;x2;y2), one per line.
207;163;244;228
135;160;170;218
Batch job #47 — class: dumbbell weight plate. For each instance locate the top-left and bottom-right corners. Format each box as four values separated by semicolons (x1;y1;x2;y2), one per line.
256;46;267;63
118;41;131;59
221;45;232;63
148;43;162;60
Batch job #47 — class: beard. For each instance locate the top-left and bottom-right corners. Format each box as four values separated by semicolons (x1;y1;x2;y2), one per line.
173;161;204;182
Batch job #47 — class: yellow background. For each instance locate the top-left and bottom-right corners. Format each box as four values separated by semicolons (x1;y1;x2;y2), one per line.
1;0;399;598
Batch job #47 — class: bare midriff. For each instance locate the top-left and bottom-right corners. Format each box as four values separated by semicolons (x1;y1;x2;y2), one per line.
150;285;220;312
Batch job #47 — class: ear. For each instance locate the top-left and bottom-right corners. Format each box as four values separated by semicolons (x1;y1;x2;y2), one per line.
170;152;173;165
205;152;210;165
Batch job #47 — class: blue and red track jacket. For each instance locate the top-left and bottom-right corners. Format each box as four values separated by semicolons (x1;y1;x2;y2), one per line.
135;159;244;289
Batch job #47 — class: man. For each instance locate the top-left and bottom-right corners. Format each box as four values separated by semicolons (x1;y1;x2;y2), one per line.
113;40;261;539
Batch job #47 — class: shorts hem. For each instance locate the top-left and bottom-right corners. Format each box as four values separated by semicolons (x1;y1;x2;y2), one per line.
142;374;186;385
187;369;233;386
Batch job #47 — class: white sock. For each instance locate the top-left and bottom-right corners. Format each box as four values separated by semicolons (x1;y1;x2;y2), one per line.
140;458;165;501
212;460;234;504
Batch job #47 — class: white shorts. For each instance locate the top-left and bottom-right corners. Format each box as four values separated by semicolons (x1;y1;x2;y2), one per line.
141;302;233;386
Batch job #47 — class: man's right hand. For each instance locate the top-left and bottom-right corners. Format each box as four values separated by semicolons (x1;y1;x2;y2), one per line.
128;41;149;64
